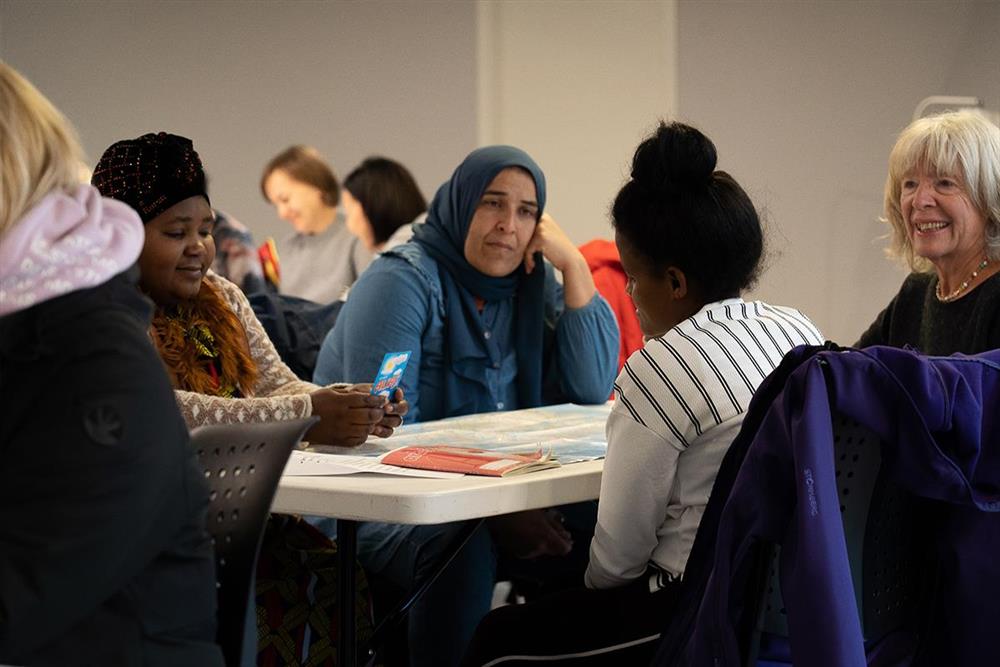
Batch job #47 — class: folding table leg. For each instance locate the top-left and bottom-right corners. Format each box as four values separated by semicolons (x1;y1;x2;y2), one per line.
362;518;486;665
338;519;358;667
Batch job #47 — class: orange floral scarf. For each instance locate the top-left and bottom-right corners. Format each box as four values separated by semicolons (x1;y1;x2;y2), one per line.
150;278;258;397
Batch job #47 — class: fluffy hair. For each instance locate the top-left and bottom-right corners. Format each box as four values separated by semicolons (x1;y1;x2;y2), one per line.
883;110;1000;271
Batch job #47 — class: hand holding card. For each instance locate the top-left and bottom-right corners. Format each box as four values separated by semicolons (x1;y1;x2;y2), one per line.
371;351;412;399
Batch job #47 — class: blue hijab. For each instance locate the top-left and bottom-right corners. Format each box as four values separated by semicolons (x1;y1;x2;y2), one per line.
410;145;547;415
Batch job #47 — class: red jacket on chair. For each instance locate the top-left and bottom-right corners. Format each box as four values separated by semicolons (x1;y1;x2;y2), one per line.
579;239;643;373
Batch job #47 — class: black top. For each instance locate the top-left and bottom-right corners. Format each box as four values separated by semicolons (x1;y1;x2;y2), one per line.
856;271;1000;355
0;270;224;666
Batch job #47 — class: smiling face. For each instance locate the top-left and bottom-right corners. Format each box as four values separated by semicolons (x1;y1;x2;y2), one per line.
463;167;539;277
263;168;333;234
139;196;215;307
901;167;988;269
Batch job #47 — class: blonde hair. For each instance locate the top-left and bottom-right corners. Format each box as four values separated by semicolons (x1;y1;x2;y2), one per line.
0;61;86;237
883;109;1000;271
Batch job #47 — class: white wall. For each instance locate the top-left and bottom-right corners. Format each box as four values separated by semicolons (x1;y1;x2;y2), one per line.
0;0;478;244
3;0;997;344
677;0;1000;343
477;0;677;244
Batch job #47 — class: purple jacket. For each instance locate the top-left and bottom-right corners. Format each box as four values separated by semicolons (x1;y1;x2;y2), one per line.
666;346;1000;666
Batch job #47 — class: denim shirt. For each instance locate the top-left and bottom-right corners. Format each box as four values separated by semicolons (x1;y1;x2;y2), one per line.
314;242;618;423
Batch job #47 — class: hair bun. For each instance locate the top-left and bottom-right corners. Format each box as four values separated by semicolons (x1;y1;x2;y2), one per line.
630;121;718;195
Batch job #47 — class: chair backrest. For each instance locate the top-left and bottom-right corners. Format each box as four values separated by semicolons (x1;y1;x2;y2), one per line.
190;416;318;667
750;413;921;661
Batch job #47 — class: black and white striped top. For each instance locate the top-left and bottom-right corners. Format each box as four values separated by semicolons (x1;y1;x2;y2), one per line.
614;299;823;449
587;298;823;588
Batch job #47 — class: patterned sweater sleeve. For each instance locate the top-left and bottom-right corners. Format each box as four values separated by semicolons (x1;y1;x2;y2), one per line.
173;273;318;428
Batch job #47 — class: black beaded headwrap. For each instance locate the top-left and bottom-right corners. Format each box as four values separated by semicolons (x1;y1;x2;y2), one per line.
91;132;210;223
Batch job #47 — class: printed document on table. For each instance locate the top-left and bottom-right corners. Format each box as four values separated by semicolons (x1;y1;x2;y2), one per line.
308;402;612;463
283;450;463;478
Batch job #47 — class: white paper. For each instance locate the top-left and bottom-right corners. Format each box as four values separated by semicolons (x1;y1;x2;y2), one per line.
283;450;463;478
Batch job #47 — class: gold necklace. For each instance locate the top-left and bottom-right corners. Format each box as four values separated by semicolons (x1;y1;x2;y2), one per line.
936;257;990;303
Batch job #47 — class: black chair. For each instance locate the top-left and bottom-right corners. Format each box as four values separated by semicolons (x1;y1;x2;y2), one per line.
745;412;923;665
190;416;318;667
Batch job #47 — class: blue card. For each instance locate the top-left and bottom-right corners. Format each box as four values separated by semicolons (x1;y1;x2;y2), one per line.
371;351;411;398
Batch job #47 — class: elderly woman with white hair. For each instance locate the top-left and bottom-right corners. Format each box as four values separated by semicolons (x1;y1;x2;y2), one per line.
857;109;1000;353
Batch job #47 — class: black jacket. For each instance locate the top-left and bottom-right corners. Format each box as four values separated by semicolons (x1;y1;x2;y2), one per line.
0;270;223;666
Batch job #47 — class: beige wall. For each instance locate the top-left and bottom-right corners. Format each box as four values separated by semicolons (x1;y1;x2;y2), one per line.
3;0;998;344
676;0;1000;343
0;0;478;245
476;0;677;245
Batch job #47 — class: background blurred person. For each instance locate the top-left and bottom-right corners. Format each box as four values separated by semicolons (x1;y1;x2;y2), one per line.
211;208;270;293
261;145;371;303
341;156;427;253
0;62;223;665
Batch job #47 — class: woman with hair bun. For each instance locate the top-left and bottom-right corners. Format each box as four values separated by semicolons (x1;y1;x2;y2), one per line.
462;122;823;666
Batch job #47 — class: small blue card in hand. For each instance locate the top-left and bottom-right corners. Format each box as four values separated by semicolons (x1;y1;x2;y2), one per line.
371;351;411;398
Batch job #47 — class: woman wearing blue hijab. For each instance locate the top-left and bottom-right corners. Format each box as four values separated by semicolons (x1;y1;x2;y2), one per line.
315;146;618;666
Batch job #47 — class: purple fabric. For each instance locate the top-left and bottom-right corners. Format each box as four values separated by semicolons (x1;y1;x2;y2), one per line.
682;346;1000;666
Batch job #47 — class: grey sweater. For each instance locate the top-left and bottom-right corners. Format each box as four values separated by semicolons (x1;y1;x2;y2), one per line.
278;219;372;304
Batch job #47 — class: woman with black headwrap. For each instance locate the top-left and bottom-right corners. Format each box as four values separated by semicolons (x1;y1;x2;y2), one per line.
91;132;407;446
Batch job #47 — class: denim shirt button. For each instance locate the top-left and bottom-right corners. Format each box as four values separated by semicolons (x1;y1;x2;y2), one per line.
483;330;491;340
496;402;504;410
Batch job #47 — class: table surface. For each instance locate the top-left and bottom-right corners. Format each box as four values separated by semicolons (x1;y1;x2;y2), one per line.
272;403;610;524
272;459;604;524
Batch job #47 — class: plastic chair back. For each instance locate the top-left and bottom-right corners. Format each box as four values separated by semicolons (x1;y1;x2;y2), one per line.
751;413;920;662
190;416;317;667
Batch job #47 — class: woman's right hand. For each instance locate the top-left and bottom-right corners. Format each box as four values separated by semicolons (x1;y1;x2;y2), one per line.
306;387;388;447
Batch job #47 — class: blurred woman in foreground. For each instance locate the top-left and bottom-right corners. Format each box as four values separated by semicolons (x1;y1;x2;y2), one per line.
0;62;223;665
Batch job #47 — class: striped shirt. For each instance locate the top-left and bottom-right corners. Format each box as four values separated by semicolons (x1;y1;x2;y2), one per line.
586;298;823;588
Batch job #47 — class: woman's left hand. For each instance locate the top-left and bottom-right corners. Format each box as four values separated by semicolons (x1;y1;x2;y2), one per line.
523;214;583;275
523;213;596;308
334;384;409;437
373;388;409;438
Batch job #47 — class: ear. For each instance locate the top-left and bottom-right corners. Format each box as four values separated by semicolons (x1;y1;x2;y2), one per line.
664;266;689;299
